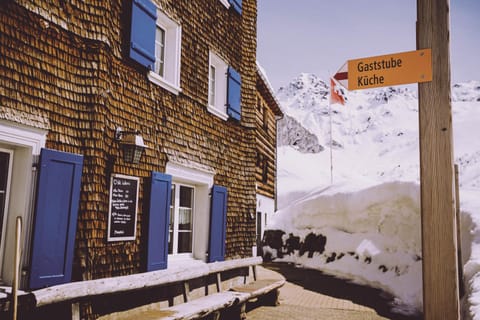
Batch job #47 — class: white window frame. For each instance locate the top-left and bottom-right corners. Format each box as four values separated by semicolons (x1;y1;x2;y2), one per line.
0;149;13;278
219;0;230;9
169;183;195;258
166;162;214;263
208;51;229;120
0;120;46;286
148;9;182;95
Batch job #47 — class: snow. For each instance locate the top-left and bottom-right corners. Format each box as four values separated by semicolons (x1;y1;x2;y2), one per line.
265;74;480;318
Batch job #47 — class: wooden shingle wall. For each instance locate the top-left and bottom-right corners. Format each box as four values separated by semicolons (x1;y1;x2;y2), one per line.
255;93;277;198
1;0;257;288
255;72;283;200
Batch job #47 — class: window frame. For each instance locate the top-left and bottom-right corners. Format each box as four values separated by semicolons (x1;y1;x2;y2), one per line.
169;182;195;257
147;9;182;95
0;121;46;285
219;0;230;8
165;162;214;263
0;149;13;278
207;51;229;121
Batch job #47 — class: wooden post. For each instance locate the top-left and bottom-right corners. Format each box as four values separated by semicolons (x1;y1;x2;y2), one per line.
455;164;465;297
417;0;460;319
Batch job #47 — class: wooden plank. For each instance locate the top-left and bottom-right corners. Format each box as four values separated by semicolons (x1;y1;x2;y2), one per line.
163;291;250;320
417;0;460;318
207;256;262;274
231;279;285;299
32;257;262;307
32;265;210;307
455;164;465;297
97;291;250;320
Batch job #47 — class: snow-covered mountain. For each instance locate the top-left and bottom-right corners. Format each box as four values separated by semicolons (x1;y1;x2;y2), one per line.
277;114;324;153
265;74;480;318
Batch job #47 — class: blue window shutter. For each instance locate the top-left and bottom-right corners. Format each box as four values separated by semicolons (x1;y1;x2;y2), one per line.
130;0;157;69
226;66;242;121
29;148;83;289
146;171;172;271
208;185;228;263
228;0;242;14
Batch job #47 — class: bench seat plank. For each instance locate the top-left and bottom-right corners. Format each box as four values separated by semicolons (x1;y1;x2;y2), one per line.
231;279;285;299
98;291;250;320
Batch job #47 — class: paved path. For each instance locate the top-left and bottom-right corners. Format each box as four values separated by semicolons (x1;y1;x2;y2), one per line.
246;263;422;320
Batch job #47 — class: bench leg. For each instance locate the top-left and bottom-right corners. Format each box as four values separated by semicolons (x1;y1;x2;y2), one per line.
259;289;280;306
208;310;221;320
221;302;246;320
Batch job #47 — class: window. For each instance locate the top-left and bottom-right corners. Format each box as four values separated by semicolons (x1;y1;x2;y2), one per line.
0;121;46;285
148;10;182;94
154;26;165;76
256;151;268;184
263;104;269;131
208;52;242;121
146;164;227;267
208;52;229;120
164;162;215;262
129;0;181;95
262;161;268;183
169;184;195;255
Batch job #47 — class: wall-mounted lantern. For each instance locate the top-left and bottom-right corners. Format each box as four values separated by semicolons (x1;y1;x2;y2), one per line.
115;127;148;164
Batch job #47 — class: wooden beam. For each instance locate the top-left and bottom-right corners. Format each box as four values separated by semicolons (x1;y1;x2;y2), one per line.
455;164;465;297
31;257;263;307
417;0;460;318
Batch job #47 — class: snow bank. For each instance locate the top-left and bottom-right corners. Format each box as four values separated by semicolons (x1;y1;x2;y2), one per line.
459;189;480;320
267;181;422;315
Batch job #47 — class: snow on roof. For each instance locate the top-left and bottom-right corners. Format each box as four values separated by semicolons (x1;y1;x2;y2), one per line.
256;61;284;116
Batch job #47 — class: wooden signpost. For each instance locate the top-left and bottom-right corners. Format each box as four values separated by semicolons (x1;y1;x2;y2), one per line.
333;49;432;90
417;0;459;319
333;1;459;317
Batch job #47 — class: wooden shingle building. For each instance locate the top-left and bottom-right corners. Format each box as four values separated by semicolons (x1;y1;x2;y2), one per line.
254;64;283;256
0;0;283;318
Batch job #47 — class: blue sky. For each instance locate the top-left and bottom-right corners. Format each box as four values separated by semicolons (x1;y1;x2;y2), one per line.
257;0;480;91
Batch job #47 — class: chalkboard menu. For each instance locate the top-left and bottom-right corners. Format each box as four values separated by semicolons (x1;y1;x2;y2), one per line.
107;174;139;241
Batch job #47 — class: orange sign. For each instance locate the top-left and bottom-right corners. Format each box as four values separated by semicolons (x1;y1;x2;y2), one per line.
335;49;432;90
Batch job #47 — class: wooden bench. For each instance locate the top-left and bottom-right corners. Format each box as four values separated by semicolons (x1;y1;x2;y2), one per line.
98;258;285;320
17;256;285;319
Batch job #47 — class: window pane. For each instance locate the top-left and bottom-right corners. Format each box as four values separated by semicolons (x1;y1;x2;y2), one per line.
0;152;10;244
170;184;194;254
209;65;216;105
179;186;193;208
155;26;165;76
178;208;192;230
177;231;192;253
